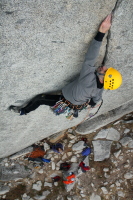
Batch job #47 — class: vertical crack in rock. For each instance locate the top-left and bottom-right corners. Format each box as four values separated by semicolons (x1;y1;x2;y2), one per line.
102;0;123;66
112;0;123;13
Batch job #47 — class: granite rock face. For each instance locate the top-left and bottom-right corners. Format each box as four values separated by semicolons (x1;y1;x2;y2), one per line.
0;0;133;158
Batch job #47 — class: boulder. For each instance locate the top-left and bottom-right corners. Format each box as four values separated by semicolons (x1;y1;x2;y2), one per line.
34;190;50;200
94;129;108;139
119;137;132;146
128;141;133;148
118;191;125;197
114;150;121;158
101;187;108;194
92;140;112;161
90;193;101;200
94;128;120;141
106;128;120;141
0;185;10;195
0;164;31;181
71;156;77;163
124;172;133;179
44;182;52;188
43;142;50;151
72;141;85;151
32;181;42;191
52;162;56;170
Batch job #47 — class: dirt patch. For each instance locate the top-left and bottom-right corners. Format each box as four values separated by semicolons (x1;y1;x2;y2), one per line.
5;184;26;200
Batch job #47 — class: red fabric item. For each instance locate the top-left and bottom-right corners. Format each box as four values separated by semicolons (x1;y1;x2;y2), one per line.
28;147;45;158
60;163;71;171
79;161;90;171
66;174;76;180
52;176;61;182
63;180;74;184
63;173;76;184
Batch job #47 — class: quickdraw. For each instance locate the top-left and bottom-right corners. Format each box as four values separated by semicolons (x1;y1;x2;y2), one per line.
51;98;89;119
51;97;103;121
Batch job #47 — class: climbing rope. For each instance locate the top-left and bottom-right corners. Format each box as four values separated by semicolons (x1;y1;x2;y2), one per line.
77;99;103;126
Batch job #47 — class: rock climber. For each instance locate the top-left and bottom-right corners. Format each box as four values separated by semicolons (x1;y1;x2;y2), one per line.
9;14;122;118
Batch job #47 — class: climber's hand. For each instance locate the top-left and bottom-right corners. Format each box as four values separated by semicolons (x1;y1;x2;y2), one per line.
99;14;112;33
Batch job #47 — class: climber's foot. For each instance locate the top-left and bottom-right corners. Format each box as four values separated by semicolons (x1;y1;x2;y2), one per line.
9;105;21;113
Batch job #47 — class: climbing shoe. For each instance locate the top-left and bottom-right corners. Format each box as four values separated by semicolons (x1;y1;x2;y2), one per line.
9;105;21;113
9;105;26;115
20;108;26;115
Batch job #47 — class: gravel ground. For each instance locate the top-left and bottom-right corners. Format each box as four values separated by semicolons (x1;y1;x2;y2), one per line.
0;112;133;200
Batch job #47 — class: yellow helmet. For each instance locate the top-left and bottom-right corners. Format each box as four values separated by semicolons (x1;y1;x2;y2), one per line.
104;67;122;90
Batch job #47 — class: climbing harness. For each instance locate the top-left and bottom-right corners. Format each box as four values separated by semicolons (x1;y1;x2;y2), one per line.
51;97;90;120
51;97;103;121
